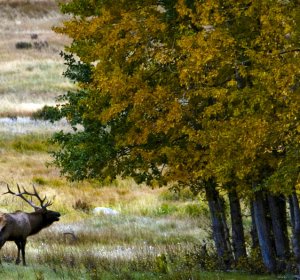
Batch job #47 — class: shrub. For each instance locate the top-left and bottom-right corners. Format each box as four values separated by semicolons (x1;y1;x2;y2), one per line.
33;177;47;186
183;203;205;217
243;247;267;274
154;203;178;216
160;187;196;201
15;42;32;49
31;105;62;122
73;199;91;213
31;33;38;40
33;41;49;51
155;253;170;274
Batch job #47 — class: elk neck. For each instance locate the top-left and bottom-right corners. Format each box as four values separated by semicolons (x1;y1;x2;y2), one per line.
27;210;48;235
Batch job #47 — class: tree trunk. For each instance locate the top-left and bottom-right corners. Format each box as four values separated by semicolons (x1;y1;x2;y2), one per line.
267;194;289;271
290;195;295;229
218;194;232;258
205;183;232;269
228;190;247;262
250;201;259;249
289;192;300;274
264;196;275;248
252;191;277;272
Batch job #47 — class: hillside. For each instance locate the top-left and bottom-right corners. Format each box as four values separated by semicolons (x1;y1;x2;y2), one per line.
0;0;72;117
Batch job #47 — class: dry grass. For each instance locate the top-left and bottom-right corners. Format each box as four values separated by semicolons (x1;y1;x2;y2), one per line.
0;0;73;117
0;135;211;278
0;134;209;221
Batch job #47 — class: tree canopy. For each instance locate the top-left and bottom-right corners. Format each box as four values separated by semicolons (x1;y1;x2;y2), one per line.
53;0;299;192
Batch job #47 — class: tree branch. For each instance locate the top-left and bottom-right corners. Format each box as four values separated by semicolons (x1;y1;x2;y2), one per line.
279;49;300;55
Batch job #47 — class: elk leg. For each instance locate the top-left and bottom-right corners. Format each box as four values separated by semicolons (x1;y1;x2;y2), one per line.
20;239;27;266
0;238;6;264
14;240;21;264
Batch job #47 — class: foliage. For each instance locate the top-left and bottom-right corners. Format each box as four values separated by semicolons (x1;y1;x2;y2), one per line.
15;42;32;49
32;106;62;123
52;0;300;193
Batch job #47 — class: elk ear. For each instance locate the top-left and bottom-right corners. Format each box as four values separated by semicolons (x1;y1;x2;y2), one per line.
34;207;44;213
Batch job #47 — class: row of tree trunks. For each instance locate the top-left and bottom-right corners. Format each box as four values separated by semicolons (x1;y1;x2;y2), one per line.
206;183;300;273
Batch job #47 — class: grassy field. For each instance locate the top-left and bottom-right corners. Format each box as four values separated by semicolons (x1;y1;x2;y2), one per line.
0;1;283;279
0;0;73;117
0;133;214;279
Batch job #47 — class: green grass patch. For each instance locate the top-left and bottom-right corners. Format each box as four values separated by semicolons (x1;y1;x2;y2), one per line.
0;263;280;280
0;134;55;153
153;203;178;216
32;176;48;185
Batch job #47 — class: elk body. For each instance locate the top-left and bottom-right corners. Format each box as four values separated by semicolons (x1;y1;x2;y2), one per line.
0;185;60;265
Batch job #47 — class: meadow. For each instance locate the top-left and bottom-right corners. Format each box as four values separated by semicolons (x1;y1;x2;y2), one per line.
0;0;72;117
0;131;209;279
0;132;278;279
0;1;281;279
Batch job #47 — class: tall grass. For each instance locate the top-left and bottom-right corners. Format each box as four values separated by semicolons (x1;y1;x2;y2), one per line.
0;59;73;117
0;134;277;278
0;133;214;279
0;215;278;279
0;59;73;94
0;0;72;117
0;138;276;280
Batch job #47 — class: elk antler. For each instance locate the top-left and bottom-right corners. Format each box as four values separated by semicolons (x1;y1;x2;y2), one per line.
22;184;53;209
3;184;53;210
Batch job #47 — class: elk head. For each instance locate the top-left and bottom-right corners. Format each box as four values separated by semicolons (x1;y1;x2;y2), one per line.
4;184;61;225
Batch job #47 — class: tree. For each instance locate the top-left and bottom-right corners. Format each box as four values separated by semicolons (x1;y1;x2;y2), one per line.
51;0;300;272
174;0;300;272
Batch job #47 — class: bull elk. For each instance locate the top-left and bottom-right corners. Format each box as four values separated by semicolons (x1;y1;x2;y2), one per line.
0;184;60;265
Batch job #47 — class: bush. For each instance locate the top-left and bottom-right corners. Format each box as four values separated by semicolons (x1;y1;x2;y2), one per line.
31;106;62;122
154;203;178;216
183;203;206;217
32;177;47;186
15;42;32;49
160;187;195;201
73;199;91;213
33;41;49;51
243;247;267;274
